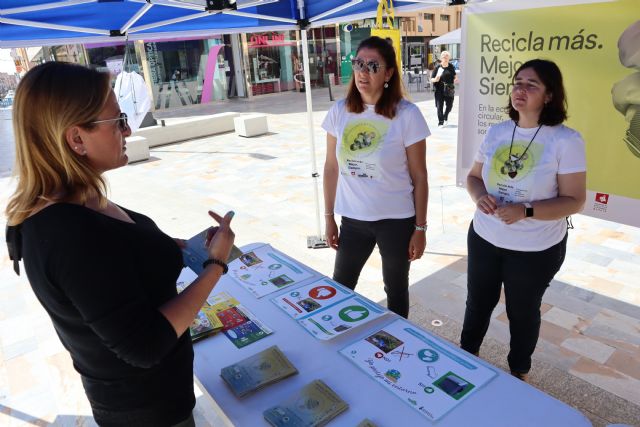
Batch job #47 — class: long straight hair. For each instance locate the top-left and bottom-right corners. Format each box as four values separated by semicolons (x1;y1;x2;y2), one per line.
6;62;112;225
345;36;404;119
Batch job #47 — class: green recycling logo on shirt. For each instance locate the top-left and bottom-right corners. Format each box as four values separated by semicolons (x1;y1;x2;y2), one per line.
339;119;388;180
487;141;544;203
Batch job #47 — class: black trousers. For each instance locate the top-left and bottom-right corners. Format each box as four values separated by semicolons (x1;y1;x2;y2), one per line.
333;216;415;318
460;222;567;373
434;90;453;123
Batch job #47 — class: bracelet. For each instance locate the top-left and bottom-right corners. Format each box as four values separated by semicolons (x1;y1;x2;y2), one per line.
414;223;428;232
202;258;229;274
324;213;334;216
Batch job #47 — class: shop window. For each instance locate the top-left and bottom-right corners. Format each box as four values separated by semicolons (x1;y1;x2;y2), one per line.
247;31;299;95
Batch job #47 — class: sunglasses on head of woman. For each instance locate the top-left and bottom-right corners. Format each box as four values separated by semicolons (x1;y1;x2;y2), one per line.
351;58;385;74
90;112;129;132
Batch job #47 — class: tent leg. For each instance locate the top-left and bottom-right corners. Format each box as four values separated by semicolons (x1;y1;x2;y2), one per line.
300;29;328;249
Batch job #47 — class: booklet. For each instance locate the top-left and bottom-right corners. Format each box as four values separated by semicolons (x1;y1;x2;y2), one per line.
176;267;223;342
228;244;316;298
189;307;224;342
221;345;298;398
297;295;388;340
263;379;348;427
206;292;273;348
339;318;498;422
182;227;243;274
271;277;354;319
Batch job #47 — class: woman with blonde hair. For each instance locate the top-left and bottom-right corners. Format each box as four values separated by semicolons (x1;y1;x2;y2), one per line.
431;50;458;126
322;36;430;318
5;62;235;426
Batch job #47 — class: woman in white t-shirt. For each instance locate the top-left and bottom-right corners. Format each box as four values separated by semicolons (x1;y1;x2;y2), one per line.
322;36;430;318
460;59;586;381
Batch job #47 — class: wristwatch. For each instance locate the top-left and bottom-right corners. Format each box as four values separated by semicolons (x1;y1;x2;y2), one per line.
523;202;534;218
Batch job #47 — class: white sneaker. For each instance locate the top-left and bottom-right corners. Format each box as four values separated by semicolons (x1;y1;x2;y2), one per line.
444;120;448;126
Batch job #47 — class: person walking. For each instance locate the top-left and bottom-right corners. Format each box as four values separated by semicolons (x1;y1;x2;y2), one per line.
431;51;458;126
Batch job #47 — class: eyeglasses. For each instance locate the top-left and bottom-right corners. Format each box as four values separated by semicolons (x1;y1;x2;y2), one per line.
90;112;129;132
351;58;385;74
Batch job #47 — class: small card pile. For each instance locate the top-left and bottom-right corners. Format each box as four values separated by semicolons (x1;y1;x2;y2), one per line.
220;345;298;398
263;379;348;427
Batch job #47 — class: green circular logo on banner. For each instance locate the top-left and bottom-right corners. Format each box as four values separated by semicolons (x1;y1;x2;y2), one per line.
338;305;370;322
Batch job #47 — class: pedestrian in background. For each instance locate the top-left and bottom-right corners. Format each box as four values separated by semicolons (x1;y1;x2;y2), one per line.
431;51;458;126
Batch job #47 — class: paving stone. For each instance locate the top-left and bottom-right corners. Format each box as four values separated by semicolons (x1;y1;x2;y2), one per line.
606;349;640;381
543;306;585;330
561;337;616;364
570;357;640;407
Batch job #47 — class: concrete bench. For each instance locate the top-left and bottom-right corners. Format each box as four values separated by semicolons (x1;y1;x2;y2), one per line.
234;114;269;137
132;112;239;148
125;136;150;163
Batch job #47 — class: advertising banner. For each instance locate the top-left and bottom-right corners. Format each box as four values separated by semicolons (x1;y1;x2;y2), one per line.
458;0;640;227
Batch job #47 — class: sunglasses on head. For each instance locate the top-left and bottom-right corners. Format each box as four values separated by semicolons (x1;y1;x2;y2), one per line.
90;112;129;132
351;58;385;74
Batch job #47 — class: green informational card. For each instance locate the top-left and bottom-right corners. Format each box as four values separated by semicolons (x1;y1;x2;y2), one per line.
220;345;298;398
263;379;348;427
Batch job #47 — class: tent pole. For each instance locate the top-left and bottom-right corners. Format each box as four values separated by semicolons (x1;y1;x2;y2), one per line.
300;28;327;249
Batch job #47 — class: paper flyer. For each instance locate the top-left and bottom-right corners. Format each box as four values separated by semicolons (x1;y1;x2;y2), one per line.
228;244;315;298
176;267;198;292
297;296;387;340
270;277;354;319
203;292;273;348
340;319;497;421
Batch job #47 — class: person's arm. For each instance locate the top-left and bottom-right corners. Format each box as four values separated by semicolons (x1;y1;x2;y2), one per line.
406;140;428;261
431;66;440;83
159;210;235;336
323;133;340;250
467;161;498;215
495;172;586;224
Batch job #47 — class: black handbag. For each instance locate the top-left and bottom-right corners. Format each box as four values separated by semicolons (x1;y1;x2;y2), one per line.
444;83;455;98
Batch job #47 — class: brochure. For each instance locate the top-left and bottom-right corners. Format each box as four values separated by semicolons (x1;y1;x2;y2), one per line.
297;295;387;340
221;345;298;398
228;244;315;298
176;267;222;342
263;379;348;427
271;277;353;319
340;318;498;422
206;292;273;348
181;228;242;275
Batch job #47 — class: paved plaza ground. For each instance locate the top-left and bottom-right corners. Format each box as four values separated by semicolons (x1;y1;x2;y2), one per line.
0;85;639;426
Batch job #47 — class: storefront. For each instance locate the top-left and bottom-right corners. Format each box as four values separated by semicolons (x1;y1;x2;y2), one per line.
85;36;232;111
244;30;299;96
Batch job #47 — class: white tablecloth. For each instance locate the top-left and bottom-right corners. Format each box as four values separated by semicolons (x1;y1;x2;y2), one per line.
193;243;591;427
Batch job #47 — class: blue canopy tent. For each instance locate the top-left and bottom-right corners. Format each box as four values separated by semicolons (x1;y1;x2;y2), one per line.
0;0;456;245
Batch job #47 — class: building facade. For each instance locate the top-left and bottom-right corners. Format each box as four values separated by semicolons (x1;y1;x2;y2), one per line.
8;5;461;113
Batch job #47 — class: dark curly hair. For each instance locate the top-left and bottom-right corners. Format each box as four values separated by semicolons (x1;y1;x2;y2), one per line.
508;59;568;126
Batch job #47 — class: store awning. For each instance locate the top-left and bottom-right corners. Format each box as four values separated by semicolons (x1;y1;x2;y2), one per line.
429;27;461;46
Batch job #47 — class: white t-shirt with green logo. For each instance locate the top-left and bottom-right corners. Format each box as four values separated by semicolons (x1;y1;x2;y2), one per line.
322;99;430;221
473;120;586;251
